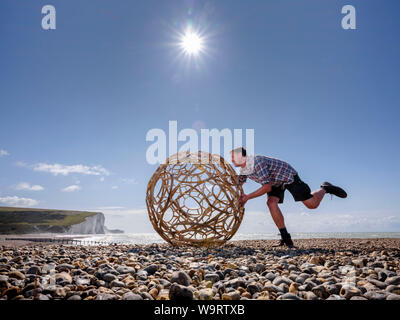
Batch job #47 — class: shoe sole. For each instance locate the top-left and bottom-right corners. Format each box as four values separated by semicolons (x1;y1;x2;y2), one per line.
321;182;347;198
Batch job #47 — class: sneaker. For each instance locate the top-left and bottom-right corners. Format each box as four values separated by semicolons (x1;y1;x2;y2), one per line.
321;182;347;198
275;233;294;248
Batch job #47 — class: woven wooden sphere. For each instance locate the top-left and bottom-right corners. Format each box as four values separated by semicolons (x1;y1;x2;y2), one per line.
146;151;245;247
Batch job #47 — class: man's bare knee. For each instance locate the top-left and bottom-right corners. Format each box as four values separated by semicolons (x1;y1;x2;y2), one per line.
267;196;280;208
303;201;318;209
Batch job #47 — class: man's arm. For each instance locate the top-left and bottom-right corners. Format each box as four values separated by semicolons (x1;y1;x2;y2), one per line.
240;183;272;205
248;183;272;199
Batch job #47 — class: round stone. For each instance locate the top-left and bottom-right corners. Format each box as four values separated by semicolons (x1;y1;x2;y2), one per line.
171;271;191;286
169;283;194;301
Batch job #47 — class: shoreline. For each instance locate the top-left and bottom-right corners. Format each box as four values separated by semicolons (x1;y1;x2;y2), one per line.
0;233;400;250
1;234;400;248
0;234;89;248
1;238;400;300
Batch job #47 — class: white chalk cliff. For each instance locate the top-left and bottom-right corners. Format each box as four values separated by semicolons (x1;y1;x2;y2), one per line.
66;212;123;235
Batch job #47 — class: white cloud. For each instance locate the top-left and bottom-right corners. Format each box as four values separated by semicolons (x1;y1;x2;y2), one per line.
99;177;105;182
0;196;39;207
30;163;110;176
14;182;44;191
61;185;81;192
97;206;125;210
111;186;119;189
0;149;9;157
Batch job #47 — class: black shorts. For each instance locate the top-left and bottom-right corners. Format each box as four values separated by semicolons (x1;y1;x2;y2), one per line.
267;175;313;204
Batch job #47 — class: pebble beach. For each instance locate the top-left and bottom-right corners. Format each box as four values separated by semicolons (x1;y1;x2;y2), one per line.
1;238;400;301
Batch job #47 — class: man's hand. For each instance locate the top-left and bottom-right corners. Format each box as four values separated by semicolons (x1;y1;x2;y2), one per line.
239;194;249;206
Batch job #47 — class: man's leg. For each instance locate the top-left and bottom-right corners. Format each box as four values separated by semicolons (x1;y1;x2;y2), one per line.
267;196;286;229
267;196;294;247
302;188;326;210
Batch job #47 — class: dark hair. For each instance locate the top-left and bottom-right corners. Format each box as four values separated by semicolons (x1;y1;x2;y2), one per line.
232;147;246;157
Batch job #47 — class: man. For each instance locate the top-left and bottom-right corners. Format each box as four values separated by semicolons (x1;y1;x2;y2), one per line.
231;147;347;248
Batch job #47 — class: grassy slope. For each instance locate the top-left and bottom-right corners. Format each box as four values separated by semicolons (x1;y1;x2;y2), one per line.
0;207;99;234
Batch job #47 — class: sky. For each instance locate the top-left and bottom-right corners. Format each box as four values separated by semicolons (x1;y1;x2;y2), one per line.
0;0;400;233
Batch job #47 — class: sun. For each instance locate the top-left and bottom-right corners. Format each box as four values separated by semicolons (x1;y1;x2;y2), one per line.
180;29;204;56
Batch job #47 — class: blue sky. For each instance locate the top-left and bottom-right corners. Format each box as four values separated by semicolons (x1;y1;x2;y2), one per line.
1;0;399;233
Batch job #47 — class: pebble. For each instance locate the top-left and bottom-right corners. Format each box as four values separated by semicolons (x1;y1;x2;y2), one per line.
103;273;118;282
277;293;301;300
0;277;9;290
326;294;345;300
143;264;158;275
222;291;241;300
311;284;329;299
247;283;262;295
171;271;191;286
74;277;90;286
363;291;387;300
55;272;72;284
386;276;400;286
141;292;154;300
303;291;318;300
289;283;298;294
169;283;193;300
350;296;367;300
148;288;159;299
136;270;147;280
122;292;143;300
325;284;341;295
110;280;125;288
226;278;246;289
35;294;50;300
386;285;400;294
199;288;214;300
367;278;387;289
8;271;25;280
204;273;220;283
340;285;362;299
295;275;308;284
116;266;135;275
54;287;67;298
254;263;265;273
264;272;276;282
26;266;41;275
272;276;292;286
95;293;118;300
157;288;170;300
3;286;21;299
308;256;324;265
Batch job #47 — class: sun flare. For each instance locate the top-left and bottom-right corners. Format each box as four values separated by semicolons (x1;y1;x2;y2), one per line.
180;30;204;56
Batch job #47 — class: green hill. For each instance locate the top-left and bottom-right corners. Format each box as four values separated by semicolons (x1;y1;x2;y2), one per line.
0;206;99;234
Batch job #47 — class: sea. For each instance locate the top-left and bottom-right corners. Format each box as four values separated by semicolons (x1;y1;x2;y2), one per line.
73;232;400;245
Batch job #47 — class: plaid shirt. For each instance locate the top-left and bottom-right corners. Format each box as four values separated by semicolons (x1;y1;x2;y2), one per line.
238;155;298;188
